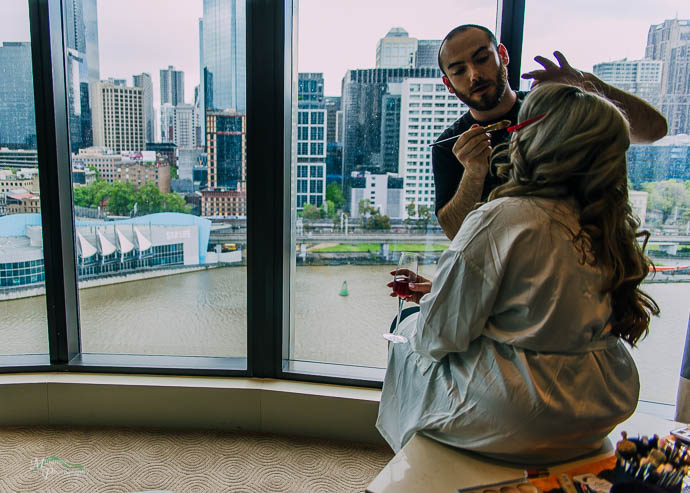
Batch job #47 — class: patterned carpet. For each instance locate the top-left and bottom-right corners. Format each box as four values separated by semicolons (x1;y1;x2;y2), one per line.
0;426;393;492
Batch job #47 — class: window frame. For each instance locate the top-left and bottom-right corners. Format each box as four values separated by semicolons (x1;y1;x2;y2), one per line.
1;0;526;388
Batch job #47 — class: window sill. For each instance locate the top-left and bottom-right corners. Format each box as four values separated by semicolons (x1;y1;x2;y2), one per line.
0;372;386;445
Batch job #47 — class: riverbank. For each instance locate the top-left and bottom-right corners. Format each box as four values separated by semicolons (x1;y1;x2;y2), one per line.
0;263;232;301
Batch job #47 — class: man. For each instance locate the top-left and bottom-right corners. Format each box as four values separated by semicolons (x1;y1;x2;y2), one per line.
433;25;668;240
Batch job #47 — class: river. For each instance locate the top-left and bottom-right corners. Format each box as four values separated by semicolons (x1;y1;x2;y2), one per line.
1;265;688;405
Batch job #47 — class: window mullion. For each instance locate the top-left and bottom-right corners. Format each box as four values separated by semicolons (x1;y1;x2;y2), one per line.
28;0;81;364
496;0;526;90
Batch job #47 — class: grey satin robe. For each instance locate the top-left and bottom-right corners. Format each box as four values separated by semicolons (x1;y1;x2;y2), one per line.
376;197;639;464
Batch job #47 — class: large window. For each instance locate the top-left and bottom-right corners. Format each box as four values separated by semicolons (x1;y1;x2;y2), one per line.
0;1;49;358
523;1;690;406
60;0;247;363
289;1;497;376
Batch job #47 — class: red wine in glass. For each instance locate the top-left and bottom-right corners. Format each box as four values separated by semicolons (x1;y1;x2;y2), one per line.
392;275;414;298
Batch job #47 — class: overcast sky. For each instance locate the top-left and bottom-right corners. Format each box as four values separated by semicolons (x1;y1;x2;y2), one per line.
3;0;690;100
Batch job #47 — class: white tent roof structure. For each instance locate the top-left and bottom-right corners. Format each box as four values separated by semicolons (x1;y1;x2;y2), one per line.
77;232;97;259
134;226;152;252
116;228;135;254
97;231;117;256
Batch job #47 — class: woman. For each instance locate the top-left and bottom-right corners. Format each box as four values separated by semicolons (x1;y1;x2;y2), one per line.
376;83;659;463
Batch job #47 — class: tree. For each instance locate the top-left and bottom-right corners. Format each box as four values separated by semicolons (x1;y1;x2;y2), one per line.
137;182;164;215
161;192;190;213
106;181;137;216
326;182;345;210
302;203;321;220
364;213;391;230
643;180;690;224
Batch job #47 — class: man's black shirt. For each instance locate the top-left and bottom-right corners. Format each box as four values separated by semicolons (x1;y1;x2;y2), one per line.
432;91;529;215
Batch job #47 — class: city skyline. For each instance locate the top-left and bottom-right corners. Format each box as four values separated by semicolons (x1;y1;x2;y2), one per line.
4;1;690;101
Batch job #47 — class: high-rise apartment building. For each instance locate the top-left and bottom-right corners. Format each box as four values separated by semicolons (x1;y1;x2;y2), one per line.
341;67;442;182
66;48;92;151
206;110;245;189
200;0;247;115
645;19;690;135
627;134;690;186
134;73;156;144
296;74;327;209
90;81;145;152
376;28;417;69
324;96;342;179
161;103;195;149
415;40;442;69
592;58;663;107
0;42;36;149
160;65;185;106
399;78;466;215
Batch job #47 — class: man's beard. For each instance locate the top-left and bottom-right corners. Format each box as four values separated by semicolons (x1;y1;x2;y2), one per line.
452;63;508;112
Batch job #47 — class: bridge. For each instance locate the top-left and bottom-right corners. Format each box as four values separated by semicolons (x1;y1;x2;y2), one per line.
209;230;690;248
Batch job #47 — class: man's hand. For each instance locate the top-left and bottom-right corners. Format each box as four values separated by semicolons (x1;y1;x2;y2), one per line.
387;269;432;304
452;124;491;178
521;51;585;88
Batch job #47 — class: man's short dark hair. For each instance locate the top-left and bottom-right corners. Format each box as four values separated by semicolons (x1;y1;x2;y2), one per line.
437;25;499;75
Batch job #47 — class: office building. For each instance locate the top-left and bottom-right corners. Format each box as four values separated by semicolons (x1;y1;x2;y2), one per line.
376;27;417;69
146;142;178;170
627;134;690;186
398;78;467;215
298;73;324;108
66;49;92;151
200;0;246;116
90;81;145;152
296;74;327;209
133;73;156;144
415;40;442;68
0;148;38;168
645;19;690;135
206;110;245;189
593;58;663;107
160;65;185;106
341;67;441;182
0;171;39;194
161;103;195;149
200;187;246;217
0;42;36;149
296;108;326;209
349;172;403;220
72;148;170;192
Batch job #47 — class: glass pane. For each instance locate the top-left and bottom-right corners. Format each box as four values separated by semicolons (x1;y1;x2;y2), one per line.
0;2;49;356
523;2;690;405
66;0;247;361
292;1;497;371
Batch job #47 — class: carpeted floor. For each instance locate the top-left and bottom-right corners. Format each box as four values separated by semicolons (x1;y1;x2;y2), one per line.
0;426;393;492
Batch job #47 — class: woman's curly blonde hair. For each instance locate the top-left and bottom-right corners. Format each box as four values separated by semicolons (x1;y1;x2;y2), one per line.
489;83;659;346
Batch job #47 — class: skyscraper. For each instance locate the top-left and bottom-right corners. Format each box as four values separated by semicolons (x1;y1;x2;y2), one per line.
133;72;156;144
160;65;185;106
645;19;690;135
341;67;441;180
206;110;245;189
297;74;327;210
399;78;466;214
90;81;145;152
0;42;36;149
376;28;418;69
200;0;247;114
82;0;100;83
66;48;91;151
592;58;663;107
415;40;442;68
161;103;195;149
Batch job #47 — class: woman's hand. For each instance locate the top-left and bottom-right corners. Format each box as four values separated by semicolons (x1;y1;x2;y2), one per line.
387;269;432;304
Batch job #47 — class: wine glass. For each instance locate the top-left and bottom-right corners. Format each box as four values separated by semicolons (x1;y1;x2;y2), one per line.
390;252;418;340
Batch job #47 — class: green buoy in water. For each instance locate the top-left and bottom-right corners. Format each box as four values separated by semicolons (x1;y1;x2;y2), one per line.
339;280;349;296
